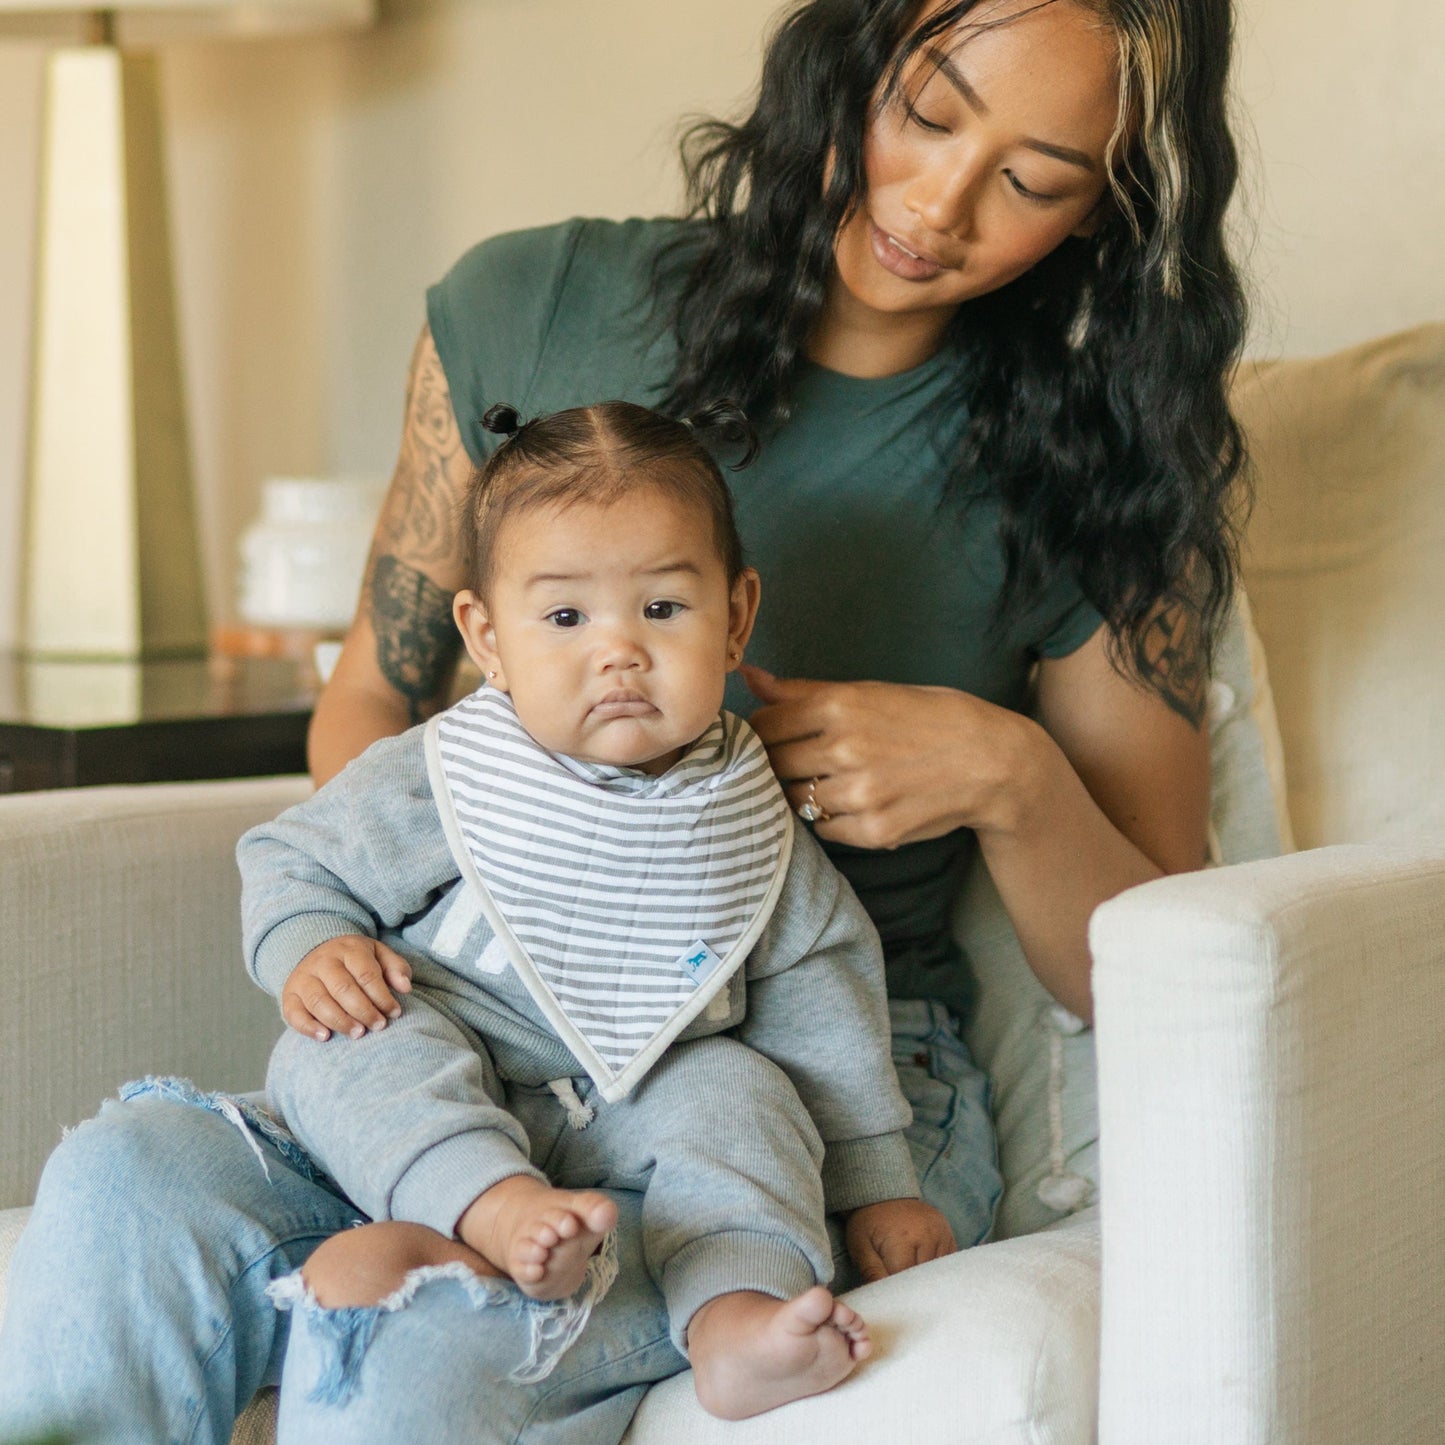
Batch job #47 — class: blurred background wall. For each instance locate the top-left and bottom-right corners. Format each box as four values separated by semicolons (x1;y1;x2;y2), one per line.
1;0;1441;648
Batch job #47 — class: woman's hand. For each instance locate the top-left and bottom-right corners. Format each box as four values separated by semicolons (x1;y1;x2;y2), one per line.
845;1199;957;1283
741;663;1039;851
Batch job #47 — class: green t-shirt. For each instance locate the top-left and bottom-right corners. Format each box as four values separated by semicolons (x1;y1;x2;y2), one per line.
427;217;1102;1021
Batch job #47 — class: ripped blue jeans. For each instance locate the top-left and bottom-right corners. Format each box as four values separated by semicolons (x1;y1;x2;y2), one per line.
0;1002;998;1445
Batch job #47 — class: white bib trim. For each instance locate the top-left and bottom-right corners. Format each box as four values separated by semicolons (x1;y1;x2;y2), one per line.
425;690;793;1102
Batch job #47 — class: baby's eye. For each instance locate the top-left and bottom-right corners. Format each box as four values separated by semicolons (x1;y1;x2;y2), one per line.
545;608;585;628
644;600;684;621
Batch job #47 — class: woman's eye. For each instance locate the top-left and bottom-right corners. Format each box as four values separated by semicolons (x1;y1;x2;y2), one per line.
1005;171;1059;204
644;600;684;621
904;102;949;135
546;609;584;628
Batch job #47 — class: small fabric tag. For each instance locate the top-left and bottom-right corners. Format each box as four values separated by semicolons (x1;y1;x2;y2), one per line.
674;940;721;987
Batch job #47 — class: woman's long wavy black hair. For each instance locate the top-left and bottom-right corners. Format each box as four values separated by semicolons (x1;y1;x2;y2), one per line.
658;0;1248;679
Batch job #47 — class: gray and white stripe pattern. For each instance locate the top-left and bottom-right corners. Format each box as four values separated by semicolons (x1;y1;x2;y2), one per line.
434;689;790;1079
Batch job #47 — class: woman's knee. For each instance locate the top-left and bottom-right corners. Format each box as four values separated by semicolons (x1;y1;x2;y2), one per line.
38;1095;211;1205
301;1221;499;1308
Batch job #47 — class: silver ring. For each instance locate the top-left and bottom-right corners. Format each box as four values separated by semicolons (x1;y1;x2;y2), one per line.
796;777;829;823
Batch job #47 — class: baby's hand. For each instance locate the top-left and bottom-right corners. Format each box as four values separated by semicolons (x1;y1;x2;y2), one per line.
281;935;413;1042
845;1198;957;1284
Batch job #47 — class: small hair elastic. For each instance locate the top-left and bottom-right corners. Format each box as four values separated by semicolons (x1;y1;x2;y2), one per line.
481;402;523;438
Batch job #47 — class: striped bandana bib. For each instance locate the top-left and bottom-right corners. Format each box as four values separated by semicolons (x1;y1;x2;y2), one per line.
426;688;793;1102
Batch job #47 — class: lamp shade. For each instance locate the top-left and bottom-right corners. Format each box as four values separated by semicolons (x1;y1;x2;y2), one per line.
8;0;374;657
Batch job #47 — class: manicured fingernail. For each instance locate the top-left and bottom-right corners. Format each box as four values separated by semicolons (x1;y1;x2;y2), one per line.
350;1025;365;1039
315;1030;329;1041
388;1007;401;1019
370;1019;385;1031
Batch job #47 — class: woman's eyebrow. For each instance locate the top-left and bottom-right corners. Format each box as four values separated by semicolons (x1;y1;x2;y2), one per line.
923;45;1098;172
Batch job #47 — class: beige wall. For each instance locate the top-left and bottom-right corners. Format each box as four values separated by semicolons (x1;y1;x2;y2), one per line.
1;0;1442;650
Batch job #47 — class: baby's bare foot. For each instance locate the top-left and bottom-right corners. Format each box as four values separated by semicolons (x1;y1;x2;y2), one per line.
687;1286;870;1420
459;1176;617;1301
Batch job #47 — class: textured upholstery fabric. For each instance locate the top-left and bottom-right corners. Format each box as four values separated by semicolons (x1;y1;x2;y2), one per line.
0;777;311;1208
625;1211;1101;1445
0;1209;25;1322
1092;841;1445;1444
232;1389;278;1445
1234;323;1445;849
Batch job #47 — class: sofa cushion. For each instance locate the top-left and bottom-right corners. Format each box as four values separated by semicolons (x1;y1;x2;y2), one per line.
1234;323;1445;849
624;1210;1101;1444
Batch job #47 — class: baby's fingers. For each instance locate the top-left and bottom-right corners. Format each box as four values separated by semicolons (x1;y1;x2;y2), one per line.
283;983;356;1042
376;942;413;1000
281;991;331;1042
325;953;396;1031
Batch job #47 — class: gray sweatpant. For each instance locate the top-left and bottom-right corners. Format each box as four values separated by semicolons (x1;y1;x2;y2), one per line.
267;979;833;1350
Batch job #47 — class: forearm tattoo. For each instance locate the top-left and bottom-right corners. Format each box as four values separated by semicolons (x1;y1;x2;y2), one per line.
375;330;468;568
365;328;470;722
369;555;458;723
1134;592;1208;730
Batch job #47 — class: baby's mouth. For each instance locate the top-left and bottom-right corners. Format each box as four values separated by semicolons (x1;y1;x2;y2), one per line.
589;691;657;720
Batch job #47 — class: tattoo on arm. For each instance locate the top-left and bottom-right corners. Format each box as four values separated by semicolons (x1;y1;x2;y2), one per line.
369;555;459;723
376;329;469;568
1134;592;1208;729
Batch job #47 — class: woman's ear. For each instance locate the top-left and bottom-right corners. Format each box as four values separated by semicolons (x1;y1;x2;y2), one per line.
454;590;508;691
726;568;762;671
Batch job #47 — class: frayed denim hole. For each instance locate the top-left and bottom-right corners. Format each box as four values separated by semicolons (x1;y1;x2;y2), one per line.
118;1075;325;1183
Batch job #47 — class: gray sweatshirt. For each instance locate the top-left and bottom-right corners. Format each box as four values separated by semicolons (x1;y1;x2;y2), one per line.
239;724;917;1217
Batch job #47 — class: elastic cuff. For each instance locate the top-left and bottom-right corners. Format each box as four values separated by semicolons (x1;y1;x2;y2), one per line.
664;1230;822;1355
251;913;373;998
821;1132;920;1215
390;1130;546;1238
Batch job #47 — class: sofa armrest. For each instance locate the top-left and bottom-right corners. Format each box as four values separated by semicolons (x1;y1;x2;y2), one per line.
0;777;311;1208
1090;841;1445;1444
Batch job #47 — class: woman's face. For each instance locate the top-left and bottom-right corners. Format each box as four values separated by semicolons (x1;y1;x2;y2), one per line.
824;0;1121;368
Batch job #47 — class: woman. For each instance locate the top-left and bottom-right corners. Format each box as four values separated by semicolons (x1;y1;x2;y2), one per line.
0;1;1245;1440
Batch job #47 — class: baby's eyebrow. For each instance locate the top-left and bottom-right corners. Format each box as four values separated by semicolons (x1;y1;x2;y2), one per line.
523;571;590;589
639;561;703;577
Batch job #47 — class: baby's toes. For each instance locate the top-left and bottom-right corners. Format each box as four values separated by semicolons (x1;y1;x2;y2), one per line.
549;1209;582;1241
579;1194;619;1233
529;1220;560;1250
514;1238;550;1266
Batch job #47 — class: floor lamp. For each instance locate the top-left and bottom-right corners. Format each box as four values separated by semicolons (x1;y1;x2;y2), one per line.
2;0;372;659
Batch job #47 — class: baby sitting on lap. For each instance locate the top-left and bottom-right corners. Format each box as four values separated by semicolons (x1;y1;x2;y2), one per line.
239;399;955;1420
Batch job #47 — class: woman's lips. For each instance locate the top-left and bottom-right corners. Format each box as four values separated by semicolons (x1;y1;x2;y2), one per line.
869;220;947;281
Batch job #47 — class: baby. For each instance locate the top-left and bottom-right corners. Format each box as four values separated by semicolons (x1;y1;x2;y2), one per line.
240;400;955;1420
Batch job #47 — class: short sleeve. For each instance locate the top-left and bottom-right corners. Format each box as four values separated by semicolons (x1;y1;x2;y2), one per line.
1034;587;1105;659
425;219;588;466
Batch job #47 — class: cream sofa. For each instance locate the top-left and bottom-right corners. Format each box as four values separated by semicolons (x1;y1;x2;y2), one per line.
3;325;1443;1443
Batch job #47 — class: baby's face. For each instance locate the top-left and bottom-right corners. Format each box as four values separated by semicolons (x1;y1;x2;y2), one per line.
455;486;758;775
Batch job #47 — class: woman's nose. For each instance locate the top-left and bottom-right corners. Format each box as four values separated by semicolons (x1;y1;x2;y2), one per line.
904;148;984;240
